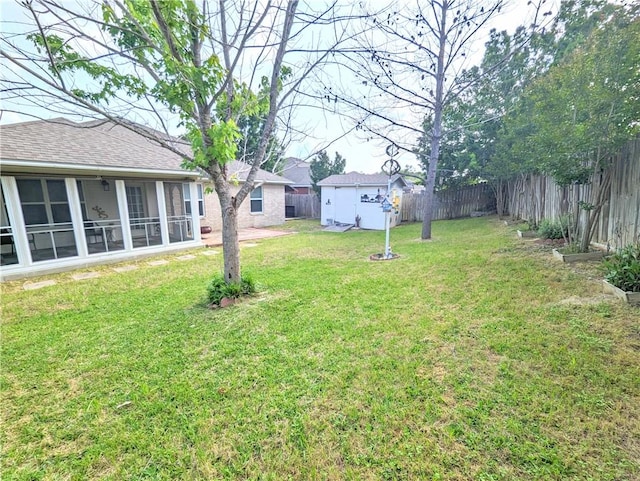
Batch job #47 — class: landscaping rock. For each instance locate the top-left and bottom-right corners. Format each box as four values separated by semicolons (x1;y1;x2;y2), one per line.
23;280;57;290
71;272;101;280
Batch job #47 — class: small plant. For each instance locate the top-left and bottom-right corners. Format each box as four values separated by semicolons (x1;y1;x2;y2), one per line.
604;243;640;293
537;218;567;240
207;273;256;306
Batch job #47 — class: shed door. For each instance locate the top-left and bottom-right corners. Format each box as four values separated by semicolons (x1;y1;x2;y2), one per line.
335;187;356;225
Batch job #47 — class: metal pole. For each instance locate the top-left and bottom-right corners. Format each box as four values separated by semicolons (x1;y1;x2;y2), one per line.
384;176;391;258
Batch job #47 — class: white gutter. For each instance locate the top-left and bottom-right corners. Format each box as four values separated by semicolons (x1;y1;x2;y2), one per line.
0;158;203;179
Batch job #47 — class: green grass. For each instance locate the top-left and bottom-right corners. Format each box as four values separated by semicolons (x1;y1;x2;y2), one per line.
2;217;639;480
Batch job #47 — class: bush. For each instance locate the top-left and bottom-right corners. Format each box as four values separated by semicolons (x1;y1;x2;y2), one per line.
604;243;640;293
207;273;256;305
537;218;567;240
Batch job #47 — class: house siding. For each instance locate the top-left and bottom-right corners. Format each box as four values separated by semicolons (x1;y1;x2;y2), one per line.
201;183;286;231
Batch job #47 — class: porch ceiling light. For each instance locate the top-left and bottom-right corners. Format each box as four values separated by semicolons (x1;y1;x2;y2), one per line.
101;179;110;191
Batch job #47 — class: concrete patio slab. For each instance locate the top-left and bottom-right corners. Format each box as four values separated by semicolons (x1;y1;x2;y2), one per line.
201;228;291;247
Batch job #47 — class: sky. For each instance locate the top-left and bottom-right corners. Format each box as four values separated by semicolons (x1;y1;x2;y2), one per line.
0;1;554;174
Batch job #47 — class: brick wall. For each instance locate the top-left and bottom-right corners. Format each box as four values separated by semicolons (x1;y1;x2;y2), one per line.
201;183;285;231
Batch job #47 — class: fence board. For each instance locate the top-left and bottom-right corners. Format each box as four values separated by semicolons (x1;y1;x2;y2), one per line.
401;183;496;222
285;193;321;219
506;137;640;249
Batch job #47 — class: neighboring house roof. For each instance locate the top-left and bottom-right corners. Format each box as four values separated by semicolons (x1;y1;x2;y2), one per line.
0;118;292;184
281;157;312;186
317;171;408;187
224;160;292;185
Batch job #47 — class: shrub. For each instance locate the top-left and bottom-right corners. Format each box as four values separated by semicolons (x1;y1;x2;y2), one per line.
207;273;256;305
537;218;568;240
604;243;640;293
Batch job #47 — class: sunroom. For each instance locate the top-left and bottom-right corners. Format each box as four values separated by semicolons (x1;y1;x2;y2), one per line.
0;118;203;280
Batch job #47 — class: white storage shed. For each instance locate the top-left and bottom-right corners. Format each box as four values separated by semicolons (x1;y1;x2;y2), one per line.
318;172;408;230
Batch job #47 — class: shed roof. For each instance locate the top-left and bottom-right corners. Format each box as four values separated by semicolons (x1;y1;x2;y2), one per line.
317;171;408;187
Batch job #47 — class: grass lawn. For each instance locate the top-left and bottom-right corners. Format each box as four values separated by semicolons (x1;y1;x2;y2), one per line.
2;217;639;480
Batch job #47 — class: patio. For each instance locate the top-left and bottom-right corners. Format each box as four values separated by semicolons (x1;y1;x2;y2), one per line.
200;227;292;247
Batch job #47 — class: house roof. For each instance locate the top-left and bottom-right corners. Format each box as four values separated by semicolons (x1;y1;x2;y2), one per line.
224;160;292;185
0;118;292;184
0;118;196;178
281;157;312;186
317;171;408;187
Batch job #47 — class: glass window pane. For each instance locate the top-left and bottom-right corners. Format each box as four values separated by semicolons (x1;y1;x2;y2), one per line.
22;205;48;225
183;184;191;200
17;179;44;202
185;200;192;215
1;185;10;227
198;200;205;217
51;204;72;223
47;180;68;202
250;186;262;199
250;199;262;213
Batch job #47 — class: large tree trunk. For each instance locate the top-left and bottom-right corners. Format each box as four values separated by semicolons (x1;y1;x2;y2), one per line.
221;203;241;283
212;168;242;284
421;1;448;240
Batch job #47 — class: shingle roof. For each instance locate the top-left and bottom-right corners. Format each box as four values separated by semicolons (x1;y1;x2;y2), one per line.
281;157;312;186
0;118;192;173
0;118;291;184
317;171;408;187
226;160;292;184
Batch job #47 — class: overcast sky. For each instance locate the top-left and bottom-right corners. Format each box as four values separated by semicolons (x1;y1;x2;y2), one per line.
0;0;555;174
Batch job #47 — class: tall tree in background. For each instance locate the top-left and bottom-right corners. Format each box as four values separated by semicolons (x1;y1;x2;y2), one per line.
1;0;352;283
502;5;640;251
309;151;346;194
330;0;547;239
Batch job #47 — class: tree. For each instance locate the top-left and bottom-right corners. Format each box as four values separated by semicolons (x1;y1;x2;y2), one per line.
328;0;549;239
309;151;346;194
509;6;640;251
1;0;352;284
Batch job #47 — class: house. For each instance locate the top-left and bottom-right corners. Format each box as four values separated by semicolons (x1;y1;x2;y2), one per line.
281;157;313;194
0;118;289;280
318;172;409;230
200;161;292;231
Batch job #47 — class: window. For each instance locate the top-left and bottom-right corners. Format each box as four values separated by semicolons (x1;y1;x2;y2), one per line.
126;185;145;221
183;183;205;217
16;178;72;225
250;186;263;214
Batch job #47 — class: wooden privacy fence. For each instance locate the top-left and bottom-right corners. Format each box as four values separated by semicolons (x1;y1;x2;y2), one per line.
401;183;496;222
285;193;321;219
506;137;640;249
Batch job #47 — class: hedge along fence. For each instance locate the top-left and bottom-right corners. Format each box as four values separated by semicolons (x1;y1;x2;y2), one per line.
506;136;640;250
401;183;496;223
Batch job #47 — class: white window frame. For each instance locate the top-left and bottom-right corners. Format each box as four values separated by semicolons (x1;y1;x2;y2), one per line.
250;185;263;214
16;178;73;226
126;185;146;222
183;183;205;217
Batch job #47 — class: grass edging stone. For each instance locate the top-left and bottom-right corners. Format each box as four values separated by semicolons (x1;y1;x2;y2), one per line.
552;248;605;263
602;279;640;306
